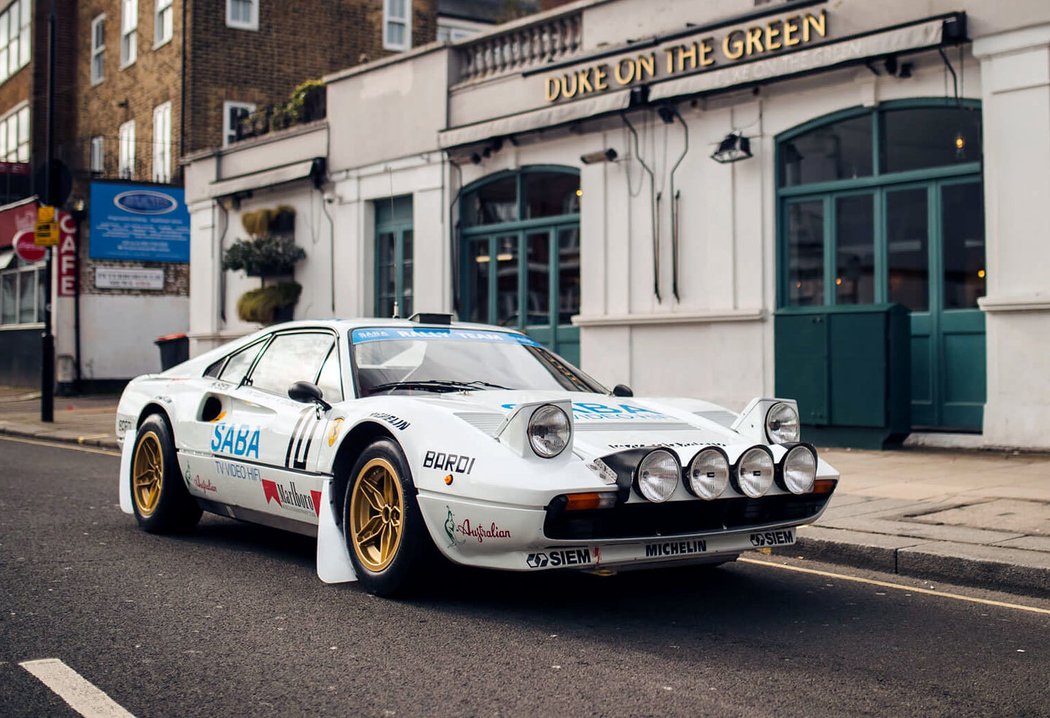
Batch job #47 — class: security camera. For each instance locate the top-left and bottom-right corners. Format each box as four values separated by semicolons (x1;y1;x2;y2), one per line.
322;190;336;204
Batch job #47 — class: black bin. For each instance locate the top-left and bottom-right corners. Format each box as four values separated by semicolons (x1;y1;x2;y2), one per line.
155;333;189;370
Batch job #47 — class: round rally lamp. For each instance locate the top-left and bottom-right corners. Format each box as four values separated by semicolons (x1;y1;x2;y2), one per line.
765;402;801;444
634;449;679;502
686;447;730;500
527;404;571;458
779;444;817;495
733;446;775;498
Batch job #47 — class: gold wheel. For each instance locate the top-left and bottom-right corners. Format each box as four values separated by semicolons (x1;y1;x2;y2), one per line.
132;431;164;517
349;457;405;572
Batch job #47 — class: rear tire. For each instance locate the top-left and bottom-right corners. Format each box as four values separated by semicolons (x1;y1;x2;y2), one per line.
343;438;434;597
130;415;202;534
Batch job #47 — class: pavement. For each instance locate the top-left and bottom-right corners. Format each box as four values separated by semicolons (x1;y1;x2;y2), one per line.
1;384;1047;598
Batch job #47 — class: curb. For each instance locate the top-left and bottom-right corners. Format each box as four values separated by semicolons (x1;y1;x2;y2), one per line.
786;529;1050;599
0;426;120;451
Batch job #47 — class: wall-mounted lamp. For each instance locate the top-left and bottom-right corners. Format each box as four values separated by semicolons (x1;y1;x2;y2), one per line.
711;132;752;163
580;148;617;165
953;130;967;160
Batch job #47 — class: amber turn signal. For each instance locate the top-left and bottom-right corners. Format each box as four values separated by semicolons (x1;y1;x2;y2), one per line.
812;478;836;495
564;492;617;511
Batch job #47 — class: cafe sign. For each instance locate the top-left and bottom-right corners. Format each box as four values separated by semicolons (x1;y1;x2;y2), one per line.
544;9;829;103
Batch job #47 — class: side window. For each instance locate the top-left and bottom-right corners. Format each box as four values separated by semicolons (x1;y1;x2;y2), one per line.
315;345;343;402
247;332;334;396
218;339;267;385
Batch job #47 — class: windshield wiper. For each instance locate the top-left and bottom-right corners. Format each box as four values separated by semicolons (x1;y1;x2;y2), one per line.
368;379;511;394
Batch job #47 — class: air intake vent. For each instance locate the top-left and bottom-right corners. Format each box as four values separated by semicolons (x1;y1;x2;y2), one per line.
694;410;738;429
454;412;506;436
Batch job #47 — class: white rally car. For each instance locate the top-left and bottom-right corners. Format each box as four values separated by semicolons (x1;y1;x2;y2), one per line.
116;314;838;596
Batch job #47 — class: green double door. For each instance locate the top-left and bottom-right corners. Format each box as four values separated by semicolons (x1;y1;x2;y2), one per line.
888;179;985;430
461;223;581;365
787;177;986;431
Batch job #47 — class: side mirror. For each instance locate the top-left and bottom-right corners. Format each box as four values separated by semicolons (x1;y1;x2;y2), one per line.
612;384;633;397
288;380;332;411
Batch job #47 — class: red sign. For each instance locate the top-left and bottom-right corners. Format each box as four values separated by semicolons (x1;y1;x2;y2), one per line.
13;230;46;262
0;200;37;249
56;211;77;296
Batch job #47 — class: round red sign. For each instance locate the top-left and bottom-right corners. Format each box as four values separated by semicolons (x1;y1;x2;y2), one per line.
13;229;46;263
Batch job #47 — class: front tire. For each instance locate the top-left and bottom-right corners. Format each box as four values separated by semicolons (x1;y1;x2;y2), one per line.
130;415;202;534
343;438;433;597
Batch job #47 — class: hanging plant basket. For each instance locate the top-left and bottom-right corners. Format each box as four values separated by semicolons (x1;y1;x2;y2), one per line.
222;234;305;277
236;282;302;324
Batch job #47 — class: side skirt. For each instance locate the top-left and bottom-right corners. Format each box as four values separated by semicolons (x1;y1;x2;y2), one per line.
196;498;318;538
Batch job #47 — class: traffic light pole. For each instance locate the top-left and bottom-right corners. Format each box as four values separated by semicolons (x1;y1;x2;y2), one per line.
40;0;56;423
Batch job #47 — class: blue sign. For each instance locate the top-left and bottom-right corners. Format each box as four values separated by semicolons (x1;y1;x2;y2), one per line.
89;182;190;262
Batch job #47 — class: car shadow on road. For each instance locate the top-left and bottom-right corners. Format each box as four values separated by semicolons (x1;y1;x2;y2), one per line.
163;514;832;634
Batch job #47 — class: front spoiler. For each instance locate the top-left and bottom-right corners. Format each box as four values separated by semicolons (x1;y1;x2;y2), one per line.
417;493;808;573
519;526;797;572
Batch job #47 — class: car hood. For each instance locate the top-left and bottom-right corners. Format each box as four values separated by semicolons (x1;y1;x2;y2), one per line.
394;390;746;462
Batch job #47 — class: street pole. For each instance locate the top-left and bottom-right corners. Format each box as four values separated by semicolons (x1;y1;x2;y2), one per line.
40;0;56;422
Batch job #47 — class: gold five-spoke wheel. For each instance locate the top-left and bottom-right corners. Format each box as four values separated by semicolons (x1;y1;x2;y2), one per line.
349;457;405;572
132;431;164;517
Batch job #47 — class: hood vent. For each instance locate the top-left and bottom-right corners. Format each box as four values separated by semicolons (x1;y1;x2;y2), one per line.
454;412;506;437
694;410;738;429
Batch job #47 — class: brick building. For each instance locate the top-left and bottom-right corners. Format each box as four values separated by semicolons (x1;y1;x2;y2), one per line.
2;0;477;390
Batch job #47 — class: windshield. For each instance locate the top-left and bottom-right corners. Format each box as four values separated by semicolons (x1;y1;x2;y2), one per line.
350;327;605;396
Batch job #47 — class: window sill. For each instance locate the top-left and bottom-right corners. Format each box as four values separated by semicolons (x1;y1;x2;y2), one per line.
153;36;172;51
226;21;259;31
119;58;136;70
0;322;44;332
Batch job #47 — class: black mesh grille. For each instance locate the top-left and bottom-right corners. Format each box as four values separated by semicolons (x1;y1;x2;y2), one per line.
544;493;831;541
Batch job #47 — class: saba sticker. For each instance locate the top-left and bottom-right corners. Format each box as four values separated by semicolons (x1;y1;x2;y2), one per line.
211;423;260;459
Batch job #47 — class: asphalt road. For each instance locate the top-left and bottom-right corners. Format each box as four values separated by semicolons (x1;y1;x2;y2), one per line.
1;437;1048;718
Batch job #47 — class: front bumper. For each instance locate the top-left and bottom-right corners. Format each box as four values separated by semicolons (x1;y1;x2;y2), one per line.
418;486;830;573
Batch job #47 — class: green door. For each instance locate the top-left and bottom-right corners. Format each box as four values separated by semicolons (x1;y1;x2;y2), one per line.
887;180;985;430
458;168;582;364
461;225;580;364
777;102;987;433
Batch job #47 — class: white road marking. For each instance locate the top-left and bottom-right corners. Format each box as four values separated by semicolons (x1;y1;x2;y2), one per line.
742;557;1050;616
0;435;120;457
19;658;135;718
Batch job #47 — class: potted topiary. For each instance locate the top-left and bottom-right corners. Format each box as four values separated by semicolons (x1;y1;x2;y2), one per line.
222;209;305;324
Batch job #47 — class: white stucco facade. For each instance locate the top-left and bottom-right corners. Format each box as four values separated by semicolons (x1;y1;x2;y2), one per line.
184;0;1050;449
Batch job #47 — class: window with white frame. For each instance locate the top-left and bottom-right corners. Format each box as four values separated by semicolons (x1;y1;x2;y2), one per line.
223;101;255;146
436;17;488;42
155;0;173;46
227;0;259;31
0;105;29;163
118;120;136;179
0;0;31;84
383;0;411;51
90;136;104;173
152;103;172;183
90;15;106;84
0;260;45;326
121;0;137;66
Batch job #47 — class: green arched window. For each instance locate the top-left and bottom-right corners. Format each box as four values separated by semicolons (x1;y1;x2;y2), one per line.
776;99;986;431
458;167;581;363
